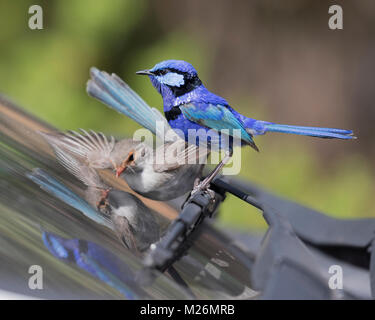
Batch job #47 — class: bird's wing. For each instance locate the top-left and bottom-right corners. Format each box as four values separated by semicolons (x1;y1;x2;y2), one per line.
52;145;107;189
41;129;116;170
88;67;179;142
64;129;116;169
180;103;258;150
153;140;208;172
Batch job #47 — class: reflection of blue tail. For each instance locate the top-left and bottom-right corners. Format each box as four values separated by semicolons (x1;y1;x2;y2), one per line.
42;231;144;299
263;123;355;139
27;168;112;229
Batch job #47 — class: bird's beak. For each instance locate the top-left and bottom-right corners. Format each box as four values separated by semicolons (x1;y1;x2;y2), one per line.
136;69;154;76
115;166;126;178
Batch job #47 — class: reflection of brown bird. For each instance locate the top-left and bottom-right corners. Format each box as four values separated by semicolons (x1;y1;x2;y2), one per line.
103;189;162;253
41;129;204;201
43;141;162;254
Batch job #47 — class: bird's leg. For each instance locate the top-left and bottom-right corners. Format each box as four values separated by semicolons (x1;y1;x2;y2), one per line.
96;188;111;210
191;150;232;195
193;177;201;189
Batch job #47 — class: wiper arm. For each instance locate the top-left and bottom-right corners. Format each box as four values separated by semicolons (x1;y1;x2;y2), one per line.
141;176;263;280
144;187;225;273
212;177;263;210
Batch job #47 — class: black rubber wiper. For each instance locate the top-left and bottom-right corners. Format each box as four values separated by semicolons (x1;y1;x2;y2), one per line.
143;187;225;273
140;177;263;284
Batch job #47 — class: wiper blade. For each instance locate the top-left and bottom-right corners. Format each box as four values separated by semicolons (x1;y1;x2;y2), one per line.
141;176;262;280
143;188;225;273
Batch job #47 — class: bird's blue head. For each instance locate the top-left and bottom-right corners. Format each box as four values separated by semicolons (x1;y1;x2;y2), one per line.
136;60;202;98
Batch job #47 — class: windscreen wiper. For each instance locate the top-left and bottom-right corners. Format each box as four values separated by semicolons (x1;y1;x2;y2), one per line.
141;177;263;276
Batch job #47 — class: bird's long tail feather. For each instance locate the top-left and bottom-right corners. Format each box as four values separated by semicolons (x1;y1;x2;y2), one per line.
262;123;355;140
87;67;170;140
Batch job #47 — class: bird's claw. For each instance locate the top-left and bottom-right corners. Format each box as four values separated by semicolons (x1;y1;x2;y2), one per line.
190;180;215;202
193;177;201;189
190;181;206;197
186;180;216;214
96;188;111;210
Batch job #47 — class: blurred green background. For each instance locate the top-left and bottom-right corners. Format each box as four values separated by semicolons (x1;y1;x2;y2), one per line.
1;0;374;230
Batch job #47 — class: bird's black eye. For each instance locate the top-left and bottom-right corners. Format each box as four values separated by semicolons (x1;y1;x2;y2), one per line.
157;69;168;76
128;153;134;162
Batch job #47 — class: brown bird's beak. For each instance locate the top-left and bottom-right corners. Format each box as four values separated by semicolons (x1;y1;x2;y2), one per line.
115;165;126;178
115;150;135;178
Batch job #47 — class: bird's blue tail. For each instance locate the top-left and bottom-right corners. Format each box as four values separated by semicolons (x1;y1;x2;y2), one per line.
87;67;166;138
261;122;355;140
